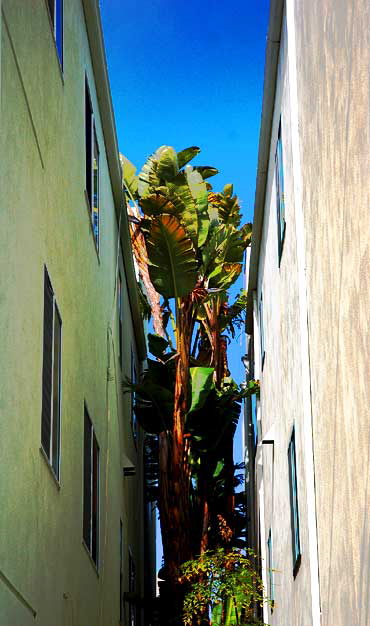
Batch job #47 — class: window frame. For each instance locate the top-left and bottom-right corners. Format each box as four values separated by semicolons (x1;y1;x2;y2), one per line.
46;0;64;69
288;427;301;576
41;267;62;481
275;118;286;264
85;78;100;253
118;272;123;368
128;548;136;626
83;406;100;568
259;291;265;370
267;529;275;609
92;128;100;246
131;348;138;445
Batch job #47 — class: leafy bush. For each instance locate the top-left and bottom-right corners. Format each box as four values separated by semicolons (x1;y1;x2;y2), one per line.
180;547;270;626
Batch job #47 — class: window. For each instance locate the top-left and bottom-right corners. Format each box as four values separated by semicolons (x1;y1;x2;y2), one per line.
118;272;123;367
131;348;138;444
275;119;285;262
251;394;258;447
83;407;100;566
288;428;301;576
267;529;275;608
259;292;265;368
85;79;100;251
47;0;63;67
41;267;62;479
129;549;136;626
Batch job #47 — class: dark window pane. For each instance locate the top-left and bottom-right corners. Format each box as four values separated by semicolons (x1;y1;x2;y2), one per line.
41;270;54;458
52;305;62;477
251;394;258;447
92;129;99;248
288;429;301;573
267;530;274;605
85;83;92;207
118;274;122;367
276;120;286;260
259;293;265;364
129;551;136;626
83;410;92;550
92;433;99;564
131;350;138;443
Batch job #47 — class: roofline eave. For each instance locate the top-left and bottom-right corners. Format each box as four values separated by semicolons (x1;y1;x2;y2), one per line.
246;0;284;334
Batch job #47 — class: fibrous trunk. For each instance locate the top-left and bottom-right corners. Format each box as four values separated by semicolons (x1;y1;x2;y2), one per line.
158;296;194;622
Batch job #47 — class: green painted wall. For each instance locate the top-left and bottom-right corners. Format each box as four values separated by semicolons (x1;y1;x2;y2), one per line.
0;1;152;624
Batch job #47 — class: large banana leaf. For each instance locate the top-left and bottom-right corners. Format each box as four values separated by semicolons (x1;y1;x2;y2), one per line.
203;225;247;270
120;154;138;197
148;333;170;359
123;356;176;433
156;146;179;181
138;145;178;196
143;358;177;399
208;262;243;290
185;166;207;201
219;228;248;263
167;173;199;245
138;148;161;196
177;146;200;169
217;184;243;228
188;379;243;454
223;183;233;197
185;168;210;247
139;192;177;217
200;224;230;275
193;166;219;179
240;222;253;245
196;189;210;247
133;381;173;433
146;214;198;299
188;367;214;414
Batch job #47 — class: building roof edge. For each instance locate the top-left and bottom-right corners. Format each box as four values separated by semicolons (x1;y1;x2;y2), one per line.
82;0;146;360
246;0;284;334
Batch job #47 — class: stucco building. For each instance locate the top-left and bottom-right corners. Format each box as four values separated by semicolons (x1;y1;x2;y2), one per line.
244;0;370;625
0;1;155;624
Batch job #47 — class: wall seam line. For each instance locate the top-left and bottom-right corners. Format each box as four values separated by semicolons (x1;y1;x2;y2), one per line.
2;7;45;169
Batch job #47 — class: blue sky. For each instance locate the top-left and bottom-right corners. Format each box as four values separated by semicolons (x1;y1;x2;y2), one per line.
100;0;269;225
100;0;270;560
100;0;270;382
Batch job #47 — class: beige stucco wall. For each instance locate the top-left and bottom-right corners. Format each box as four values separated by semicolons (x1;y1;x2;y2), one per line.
254;14;315;625
0;1;150;624
293;1;370;624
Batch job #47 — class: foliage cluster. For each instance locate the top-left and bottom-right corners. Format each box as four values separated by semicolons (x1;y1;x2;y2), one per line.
122;145;262;623
180;548;268;626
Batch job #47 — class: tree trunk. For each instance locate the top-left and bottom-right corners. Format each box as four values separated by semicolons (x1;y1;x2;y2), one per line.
158;296;194;623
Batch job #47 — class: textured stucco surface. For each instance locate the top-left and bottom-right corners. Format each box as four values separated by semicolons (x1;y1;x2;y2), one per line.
254;15;315;625
250;1;370;624
294;1;370;624
0;1;150;624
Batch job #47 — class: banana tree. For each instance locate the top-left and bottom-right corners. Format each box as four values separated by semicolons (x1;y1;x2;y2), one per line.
190;187;252;555
122;146;253;620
